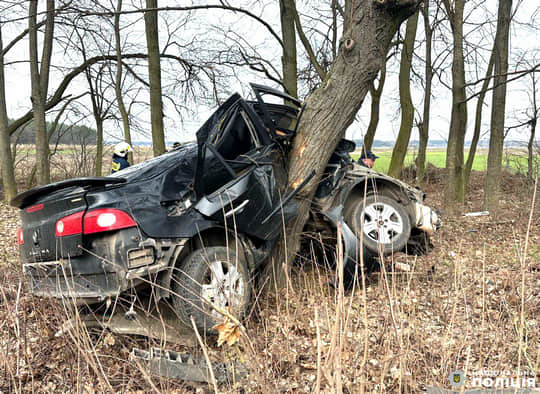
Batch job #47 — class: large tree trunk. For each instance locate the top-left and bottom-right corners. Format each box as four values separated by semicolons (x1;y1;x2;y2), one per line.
266;0;419;288
464;52;494;189
0;25;18;201
388;10;419;178
114;0;133;162
443;0;467;205
279;0;297;98
363;63;386;151
145;0;165;156
415;0;432;183
484;0;512;215
29;0;55;186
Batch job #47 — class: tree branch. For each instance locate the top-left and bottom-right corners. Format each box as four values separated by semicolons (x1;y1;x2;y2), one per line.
73;5;284;48
1;20;46;57
7;52;194;135
291;2;327;81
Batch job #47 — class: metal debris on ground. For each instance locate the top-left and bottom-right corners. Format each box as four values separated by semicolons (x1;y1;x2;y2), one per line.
463;211;490;217
130;347;247;384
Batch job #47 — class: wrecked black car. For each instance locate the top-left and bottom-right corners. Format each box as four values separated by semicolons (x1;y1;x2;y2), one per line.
12;84;440;333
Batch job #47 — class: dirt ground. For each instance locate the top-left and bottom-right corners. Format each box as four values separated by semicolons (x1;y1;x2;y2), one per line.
0;169;539;393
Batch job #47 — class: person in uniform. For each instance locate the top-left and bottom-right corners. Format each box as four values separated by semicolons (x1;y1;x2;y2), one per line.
358;150;378;169
111;142;133;173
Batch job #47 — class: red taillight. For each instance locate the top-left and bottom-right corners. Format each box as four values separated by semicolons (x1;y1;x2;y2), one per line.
55;209;136;237
83;209;136;234
17;228;24;245
55;211;84;237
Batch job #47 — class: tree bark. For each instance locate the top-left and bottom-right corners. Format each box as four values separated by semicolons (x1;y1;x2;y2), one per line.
94;119;104;176
484;0;512;215
388;10;419;178
29;0;55;186
443;0;467;205
145;0;165;156
266;0;419;288
415;0;432;183
363;63;386;151
114;0;133;162
0;24;17;201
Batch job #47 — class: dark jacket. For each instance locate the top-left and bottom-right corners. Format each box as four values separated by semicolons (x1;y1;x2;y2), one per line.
111;154;130;173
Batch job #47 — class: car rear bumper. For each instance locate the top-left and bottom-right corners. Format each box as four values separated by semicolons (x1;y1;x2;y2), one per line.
20;228;182;304
23;260;129;305
22;253;170;305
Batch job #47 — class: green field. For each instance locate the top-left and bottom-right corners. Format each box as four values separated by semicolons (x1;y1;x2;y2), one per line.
17;145;536;176
351;149;535;174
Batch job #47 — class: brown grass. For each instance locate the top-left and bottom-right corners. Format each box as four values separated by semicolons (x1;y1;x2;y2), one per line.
0;169;538;392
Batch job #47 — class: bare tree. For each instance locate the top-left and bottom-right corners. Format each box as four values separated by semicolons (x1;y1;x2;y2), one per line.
463;51;494;189
441;0;467;205
526;70;538;181
85;62;114;176
114;0;133;162
415;0;434;183
484;0;513;215
388;10;419;178
145;0;165;156
363;64;386;152
280;0;298;98
29;0;55;186
0;23;17;201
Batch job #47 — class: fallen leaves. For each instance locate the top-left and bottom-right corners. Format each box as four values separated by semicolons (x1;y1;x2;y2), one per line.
104;332;115;347
212;318;242;347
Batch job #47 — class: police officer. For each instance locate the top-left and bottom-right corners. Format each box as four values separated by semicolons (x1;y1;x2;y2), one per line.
111;142;132;173
359;150;378;169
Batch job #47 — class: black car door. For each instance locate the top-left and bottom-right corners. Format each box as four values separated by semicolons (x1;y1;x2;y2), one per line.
194;101;293;240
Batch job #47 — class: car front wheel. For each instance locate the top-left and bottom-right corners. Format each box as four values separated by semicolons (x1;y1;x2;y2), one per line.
347;194;412;255
171;246;250;334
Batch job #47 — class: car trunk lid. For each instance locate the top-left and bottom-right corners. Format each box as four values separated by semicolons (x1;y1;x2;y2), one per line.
13;177;126;263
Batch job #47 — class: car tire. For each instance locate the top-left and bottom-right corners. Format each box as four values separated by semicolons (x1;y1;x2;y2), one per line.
347;193;412;255
171;246;251;334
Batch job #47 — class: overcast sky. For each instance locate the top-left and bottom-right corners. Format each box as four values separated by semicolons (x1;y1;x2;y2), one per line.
2;0;540;146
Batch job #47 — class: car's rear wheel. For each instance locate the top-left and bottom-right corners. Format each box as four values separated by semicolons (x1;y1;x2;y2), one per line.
171;246;250;334
347;193;411;255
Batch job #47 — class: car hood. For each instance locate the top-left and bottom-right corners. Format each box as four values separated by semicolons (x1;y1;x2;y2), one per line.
348;163;425;201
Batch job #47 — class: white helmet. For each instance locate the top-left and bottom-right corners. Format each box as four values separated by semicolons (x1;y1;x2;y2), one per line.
114;142;133;157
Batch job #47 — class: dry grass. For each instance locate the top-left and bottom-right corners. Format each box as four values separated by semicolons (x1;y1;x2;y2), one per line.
0;170;539;392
